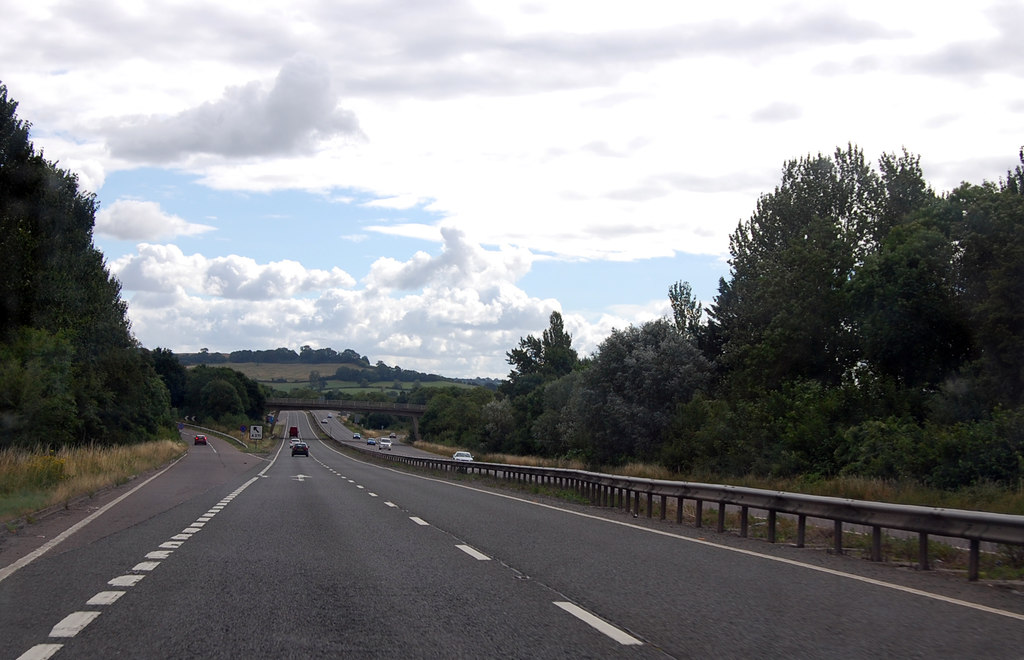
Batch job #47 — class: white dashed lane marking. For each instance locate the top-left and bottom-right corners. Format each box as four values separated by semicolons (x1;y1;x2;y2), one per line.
132;561;161;572
108;574;145;587
86;591;125;606
16;644;63;660
410;517;429;526
456;544;491;561
49;611;101;638
554;602;643;646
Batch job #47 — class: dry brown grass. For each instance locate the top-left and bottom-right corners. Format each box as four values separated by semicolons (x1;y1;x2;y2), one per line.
0;440;185;523
408;443;1024;514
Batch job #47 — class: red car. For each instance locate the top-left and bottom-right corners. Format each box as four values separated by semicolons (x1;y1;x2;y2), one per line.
194;434;208;445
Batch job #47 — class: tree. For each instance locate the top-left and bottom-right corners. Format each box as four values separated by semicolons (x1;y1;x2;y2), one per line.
200;379;244;419
948;178;1024;408
0;83;173;447
706;145;932;394
150;347;187;409
566;319;712;465
668;280;702;341
850;211;969;389
505;311;578;385
501;311;580;453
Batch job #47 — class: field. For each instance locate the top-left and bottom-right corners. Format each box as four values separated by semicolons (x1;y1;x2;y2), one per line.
217;362;473;394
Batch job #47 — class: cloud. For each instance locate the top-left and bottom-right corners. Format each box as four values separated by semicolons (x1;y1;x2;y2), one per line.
751;102;802;122
364;227;534;293
105;54;363;162
110;244;356;299
95;199;215;240
111;231;658;378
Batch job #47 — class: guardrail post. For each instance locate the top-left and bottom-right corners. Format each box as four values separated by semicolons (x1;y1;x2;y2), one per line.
796;515;806;547
740;506;748;537
647;492;654;518
660;495;668;521
871;526;882;562
695;500;703;528
676;496;684;524
633;491;641;517
834;520;843;555
768;510;777;543
717;502;726;533
968;539;980;581
918;533;929;571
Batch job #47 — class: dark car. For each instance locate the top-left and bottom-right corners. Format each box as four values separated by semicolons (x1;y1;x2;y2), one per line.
194;434;208;445
291;441;309;456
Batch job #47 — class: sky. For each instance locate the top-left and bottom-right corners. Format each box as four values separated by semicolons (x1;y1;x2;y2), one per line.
2;1;1022;379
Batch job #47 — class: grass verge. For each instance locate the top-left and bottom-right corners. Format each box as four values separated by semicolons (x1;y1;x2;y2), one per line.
0;439;186;524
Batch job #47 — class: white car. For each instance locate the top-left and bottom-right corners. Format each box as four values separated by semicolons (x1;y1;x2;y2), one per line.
452;451;474;462
378;438;392;450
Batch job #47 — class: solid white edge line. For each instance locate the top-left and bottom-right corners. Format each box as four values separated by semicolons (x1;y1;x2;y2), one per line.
456;544;491;561
316;440;1024;624
554;601;643;646
49;611;101;638
0;454;187;584
16;644;63;660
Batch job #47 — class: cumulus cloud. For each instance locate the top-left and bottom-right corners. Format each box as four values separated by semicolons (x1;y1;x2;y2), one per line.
110;233;635;378
105;54;363;162
95;199;215;240
111;244;356;300
364;227;534;293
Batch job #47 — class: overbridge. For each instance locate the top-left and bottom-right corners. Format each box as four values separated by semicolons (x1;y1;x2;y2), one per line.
266;397;427;439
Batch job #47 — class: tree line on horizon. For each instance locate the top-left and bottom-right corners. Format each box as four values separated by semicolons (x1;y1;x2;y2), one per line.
420;144;1024;491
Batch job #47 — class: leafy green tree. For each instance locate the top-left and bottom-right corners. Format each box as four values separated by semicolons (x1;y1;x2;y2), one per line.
948;179;1024;408
566;319;712;465
668;280;702;341
183;365;264;421
149;348;187;409
419;386;494;448
0;83;173;447
706;145;932;395
0;328;77;446
200;379;244;419
850;212;970;389
501;311;580;453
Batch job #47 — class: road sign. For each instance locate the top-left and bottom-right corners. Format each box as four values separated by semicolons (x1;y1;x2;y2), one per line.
249;425;263;440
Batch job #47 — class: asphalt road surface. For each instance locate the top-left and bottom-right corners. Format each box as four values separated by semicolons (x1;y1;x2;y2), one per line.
3;411;1024;658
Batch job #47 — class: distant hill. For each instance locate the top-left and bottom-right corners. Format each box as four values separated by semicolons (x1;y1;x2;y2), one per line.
176;347;501;390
